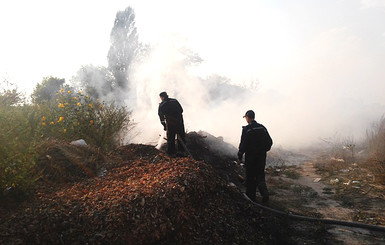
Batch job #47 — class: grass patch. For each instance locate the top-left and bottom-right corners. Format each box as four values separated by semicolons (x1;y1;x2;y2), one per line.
283;169;301;179
322;187;334;195
291;184;318;198
314;159;350;177
340;197;354;208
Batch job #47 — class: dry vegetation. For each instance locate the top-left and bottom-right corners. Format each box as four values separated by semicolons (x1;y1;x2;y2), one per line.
366;116;385;184
314;117;385;185
307;121;385;228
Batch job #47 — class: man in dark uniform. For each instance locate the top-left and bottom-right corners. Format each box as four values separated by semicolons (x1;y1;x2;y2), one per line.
238;110;273;203
158;91;186;155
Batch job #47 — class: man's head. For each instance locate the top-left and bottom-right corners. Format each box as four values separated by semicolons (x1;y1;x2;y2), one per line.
243;110;255;123
159;91;168;101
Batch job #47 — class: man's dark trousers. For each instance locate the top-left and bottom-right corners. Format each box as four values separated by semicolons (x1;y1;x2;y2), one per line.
245;153;269;201
166;124;185;154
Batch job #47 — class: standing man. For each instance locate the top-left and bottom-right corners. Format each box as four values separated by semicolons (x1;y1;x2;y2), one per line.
158;91;186;155
238;110;273;203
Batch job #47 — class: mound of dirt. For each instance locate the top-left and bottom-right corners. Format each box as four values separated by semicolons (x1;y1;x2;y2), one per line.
35;140;106;182
0;145;288;244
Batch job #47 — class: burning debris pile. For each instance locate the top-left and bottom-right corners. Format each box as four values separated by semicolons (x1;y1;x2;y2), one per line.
0;132;289;244
185;131;245;187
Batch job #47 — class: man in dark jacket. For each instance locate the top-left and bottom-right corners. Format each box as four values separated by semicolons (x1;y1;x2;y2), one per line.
158;91;186;155
238;110;273;203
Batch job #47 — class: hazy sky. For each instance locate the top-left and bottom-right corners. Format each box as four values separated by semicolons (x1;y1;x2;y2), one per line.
1;0;384;147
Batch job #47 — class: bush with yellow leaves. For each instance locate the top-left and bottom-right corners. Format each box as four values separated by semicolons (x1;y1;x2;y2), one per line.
0;85;131;202
36;88;131;151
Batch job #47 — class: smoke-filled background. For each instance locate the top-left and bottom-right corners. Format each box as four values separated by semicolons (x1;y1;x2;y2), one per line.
1;1;385;149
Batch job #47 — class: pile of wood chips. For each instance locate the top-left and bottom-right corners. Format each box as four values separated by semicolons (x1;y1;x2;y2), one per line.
0;134;288;244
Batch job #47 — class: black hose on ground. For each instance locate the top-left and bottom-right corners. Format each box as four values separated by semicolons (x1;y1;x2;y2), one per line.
242;193;385;233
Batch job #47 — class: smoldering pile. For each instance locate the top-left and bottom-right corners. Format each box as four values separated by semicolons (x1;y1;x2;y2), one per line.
185;131;245;187
0;134;288;244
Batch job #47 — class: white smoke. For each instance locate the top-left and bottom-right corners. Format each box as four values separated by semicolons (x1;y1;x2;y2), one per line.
125;34;251;147
124;31;385;150
70;5;385;151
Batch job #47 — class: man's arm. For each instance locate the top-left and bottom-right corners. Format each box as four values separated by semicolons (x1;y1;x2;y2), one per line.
264;127;273;152
175;99;183;114
238;126;247;161
158;104;167;130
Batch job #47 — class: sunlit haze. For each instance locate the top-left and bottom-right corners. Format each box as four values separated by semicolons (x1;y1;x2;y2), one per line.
1;0;385;148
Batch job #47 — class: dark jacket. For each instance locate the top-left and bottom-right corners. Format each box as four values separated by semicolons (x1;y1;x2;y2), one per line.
239;120;273;156
158;98;184;127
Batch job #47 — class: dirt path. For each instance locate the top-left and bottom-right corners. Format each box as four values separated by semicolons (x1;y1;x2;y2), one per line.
296;162;354;221
268;162;385;244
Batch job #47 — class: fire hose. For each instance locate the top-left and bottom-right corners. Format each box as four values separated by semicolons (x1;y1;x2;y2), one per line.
242;193;385;233
156;132;192;157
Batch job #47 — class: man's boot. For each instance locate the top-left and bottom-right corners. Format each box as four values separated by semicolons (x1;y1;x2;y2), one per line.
262;195;269;203
258;182;269;203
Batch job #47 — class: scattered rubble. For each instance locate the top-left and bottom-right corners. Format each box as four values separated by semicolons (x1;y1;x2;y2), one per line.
70;139;87;146
330;178;340;184
313;178;321;183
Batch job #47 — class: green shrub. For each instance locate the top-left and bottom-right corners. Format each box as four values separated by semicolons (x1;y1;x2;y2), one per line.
0;96;37;201
283;169;301;179
1;85;132;202
35;88;131;151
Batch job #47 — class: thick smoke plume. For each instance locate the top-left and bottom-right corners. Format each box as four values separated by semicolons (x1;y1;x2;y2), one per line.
124;34;255;147
73;6;385;150
126;39;385;149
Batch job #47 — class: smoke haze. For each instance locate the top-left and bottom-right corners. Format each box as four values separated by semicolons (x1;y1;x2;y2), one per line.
1;2;384;150
123;33;385;149
69;4;385;150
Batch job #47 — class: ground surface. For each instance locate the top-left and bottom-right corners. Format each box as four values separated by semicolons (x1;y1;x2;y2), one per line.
1;132;384;244
267;156;385;244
